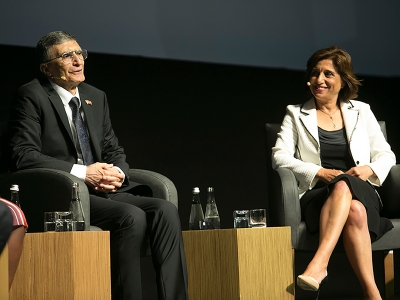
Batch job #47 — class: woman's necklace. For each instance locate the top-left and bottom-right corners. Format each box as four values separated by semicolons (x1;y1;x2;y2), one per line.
318;108;338;128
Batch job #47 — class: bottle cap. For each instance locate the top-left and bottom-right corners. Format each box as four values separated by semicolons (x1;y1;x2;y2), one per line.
10;184;19;192
192;187;200;194
207;187;214;192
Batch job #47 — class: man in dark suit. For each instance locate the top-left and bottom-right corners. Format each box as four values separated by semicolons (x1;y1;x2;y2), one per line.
8;31;188;300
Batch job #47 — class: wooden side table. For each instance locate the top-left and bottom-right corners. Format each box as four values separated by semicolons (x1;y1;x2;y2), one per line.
0;245;9;300
182;227;294;300
10;231;111;300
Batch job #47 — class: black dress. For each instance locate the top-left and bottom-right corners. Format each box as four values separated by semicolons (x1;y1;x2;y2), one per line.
300;127;393;242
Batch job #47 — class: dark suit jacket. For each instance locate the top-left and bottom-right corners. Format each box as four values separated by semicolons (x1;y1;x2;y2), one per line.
8;77;135;190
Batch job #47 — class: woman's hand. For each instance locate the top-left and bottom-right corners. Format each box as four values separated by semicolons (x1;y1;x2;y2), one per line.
316;168;344;183
345;166;374;181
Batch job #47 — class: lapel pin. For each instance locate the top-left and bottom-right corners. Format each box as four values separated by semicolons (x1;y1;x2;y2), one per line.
85;100;92;105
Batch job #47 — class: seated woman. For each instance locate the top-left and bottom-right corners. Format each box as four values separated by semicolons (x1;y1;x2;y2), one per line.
0;198;28;289
272;46;395;300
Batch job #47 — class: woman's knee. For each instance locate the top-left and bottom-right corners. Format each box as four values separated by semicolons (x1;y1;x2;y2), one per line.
346;200;367;228
325;181;353;208
330;180;352;197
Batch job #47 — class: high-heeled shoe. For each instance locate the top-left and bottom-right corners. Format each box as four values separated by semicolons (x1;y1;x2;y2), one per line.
297;272;328;300
297;272;328;291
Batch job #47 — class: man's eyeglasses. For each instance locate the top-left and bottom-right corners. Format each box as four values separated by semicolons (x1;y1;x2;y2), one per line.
43;49;88;64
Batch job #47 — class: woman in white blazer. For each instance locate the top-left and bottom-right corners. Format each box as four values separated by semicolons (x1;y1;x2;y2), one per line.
272;46;395;300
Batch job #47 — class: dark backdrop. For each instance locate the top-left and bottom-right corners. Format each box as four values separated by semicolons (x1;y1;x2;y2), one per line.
1;44;399;299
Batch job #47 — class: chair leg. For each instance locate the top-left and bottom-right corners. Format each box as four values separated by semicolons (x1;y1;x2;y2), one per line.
384;250;394;300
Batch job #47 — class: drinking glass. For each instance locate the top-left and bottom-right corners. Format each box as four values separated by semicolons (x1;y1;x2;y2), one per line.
55;211;74;232
250;209;267;228
44;212;57;232
233;210;250;228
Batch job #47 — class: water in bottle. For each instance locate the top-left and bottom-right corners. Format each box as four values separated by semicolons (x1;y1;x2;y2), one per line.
204;187;220;229
10;184;21;208
69;182;86;231
189;187;204;230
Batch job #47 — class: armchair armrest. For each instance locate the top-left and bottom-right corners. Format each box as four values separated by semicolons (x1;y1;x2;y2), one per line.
0;168;91;232
379;164;400;218
268;167;300;226
268;167;301;248
276;168;301;227
127;169;178;256
128;169;178;208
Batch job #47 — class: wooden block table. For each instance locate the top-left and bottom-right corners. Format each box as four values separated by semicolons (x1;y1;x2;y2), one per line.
10;231;111;300
0;245;9;300
182;227;294;300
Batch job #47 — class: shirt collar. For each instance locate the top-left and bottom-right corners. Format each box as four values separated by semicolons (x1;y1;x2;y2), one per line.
49;79;81;107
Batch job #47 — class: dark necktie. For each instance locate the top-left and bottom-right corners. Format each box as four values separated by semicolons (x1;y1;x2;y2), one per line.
69;97;94;165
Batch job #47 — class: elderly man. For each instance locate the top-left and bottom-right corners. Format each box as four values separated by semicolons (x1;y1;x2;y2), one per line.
8;31;188;300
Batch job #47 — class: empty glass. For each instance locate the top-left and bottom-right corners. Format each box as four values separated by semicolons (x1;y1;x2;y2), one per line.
44;212;57;232
233;210;250;228
250;209;267;228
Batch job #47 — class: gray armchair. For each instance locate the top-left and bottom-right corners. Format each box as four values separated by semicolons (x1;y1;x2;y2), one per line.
0;168;178;256
265;122;400;299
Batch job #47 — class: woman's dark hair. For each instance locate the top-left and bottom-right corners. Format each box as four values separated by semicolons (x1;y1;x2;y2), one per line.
35;31;76;64
304;46;362;102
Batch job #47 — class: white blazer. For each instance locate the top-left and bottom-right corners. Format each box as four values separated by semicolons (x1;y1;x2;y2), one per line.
272;99;396;198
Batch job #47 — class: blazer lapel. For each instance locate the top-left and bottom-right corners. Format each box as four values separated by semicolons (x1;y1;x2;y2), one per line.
299;99;360;144
299;99;319;144
41;80;74;142
79;91;101;160
341;101;360;141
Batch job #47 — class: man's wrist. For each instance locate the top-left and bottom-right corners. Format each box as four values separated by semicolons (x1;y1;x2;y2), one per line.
71;164;87;180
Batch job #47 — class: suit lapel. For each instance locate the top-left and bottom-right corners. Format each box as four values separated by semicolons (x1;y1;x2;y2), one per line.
341;101;360;141
299;99;319;144
41;80;74;142
299;99;360;144
42;79;102;162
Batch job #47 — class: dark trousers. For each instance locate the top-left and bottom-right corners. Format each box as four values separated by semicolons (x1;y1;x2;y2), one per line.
89;192;188;300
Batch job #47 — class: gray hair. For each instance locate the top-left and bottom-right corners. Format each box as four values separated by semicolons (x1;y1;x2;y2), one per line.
36;31;77;63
